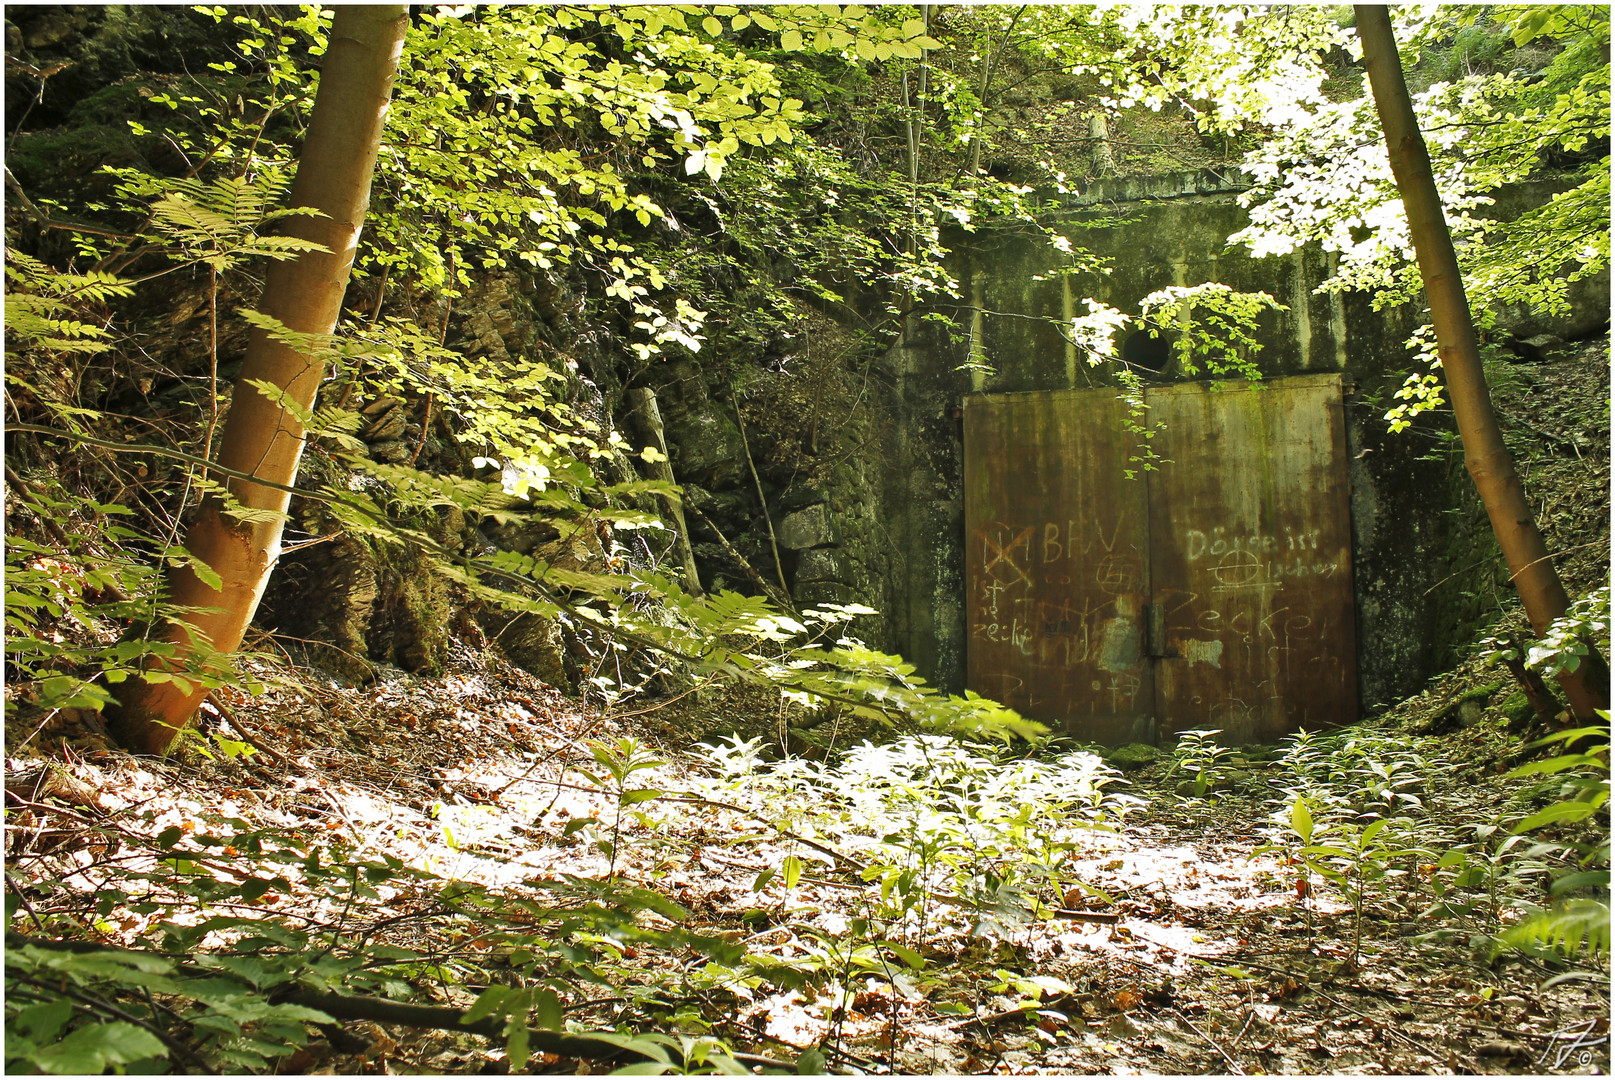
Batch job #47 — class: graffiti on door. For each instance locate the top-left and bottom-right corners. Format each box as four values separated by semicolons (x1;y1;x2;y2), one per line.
964;375;1357;746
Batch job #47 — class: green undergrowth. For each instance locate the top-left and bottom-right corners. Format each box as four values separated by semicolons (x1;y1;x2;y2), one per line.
1244;714;1608;972
1158;586;1611;974
4;728;1138;1074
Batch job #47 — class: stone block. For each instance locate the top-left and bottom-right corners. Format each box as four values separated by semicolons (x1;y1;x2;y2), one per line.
795;547;842;583
367;439;411;463
1105;743;1159;771
779;504;833;550
795;581;853;606
780;481;830;512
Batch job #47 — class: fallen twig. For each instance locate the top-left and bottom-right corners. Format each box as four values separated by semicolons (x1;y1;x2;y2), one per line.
202;695;289;765
1305;984;1432;1058
278;984;794;1072
683;502;796;612
4;871;48;933
1173;1005;1245;1075
946;993;1073;1030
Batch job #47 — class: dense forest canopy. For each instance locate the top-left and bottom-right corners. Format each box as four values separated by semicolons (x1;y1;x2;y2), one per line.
4;4;1609;1075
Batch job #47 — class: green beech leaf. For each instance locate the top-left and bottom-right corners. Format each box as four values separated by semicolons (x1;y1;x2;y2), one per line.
30;1022;169;1074
533;988;563;1031
1290;798;1313;844
507;1021;530;1072
462;986;513;1025
880;940;925;970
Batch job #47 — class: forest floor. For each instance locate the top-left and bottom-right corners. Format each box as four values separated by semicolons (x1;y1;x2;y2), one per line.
6;633;1609;1076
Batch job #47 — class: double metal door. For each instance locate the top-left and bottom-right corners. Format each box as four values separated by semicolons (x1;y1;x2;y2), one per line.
963;374;1357;746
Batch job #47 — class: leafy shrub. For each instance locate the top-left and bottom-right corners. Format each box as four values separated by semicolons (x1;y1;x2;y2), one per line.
1501;720;1610;959
1168;727;1234;799
701;733;1136;940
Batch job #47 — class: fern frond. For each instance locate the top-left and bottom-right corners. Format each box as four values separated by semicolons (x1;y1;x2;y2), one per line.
242;379;315;427
235;235;331;259
237;308;339;357
60;272;136;303
358;460;527;514
151;195;241;241
260;205;327;224
193;477;291;527
312;402;362;435
1504;900;1611;959
307;404;365;451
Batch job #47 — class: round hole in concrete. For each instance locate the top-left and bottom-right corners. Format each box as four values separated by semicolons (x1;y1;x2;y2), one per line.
1122;329;1172;373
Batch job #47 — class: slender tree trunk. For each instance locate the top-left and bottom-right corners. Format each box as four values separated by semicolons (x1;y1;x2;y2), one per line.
1087;111;1117;178
626;387;703;597
105;6;409;755
1355;6;1608;721
966;4;1026;177
729;387;791;600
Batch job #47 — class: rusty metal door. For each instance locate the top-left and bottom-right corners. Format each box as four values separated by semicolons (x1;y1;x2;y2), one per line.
964;374;1356;746
963;389;1155;747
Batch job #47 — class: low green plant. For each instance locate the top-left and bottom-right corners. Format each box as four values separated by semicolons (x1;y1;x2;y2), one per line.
699;733;1135;948
1333;736;1431;814
4;789;795;1075
1294;809;1415;965
1525;587;1609;681
4;931;330;1074
1481;586;1611;713
574;736;668;880
1501;719;1610;960
1262;730;1454;957
1169;727;1234;799
1269;728;1347;816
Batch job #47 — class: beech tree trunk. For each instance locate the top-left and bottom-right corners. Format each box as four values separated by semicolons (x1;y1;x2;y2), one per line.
105;6;409;755
1355;6;1608;721
626;387;703;597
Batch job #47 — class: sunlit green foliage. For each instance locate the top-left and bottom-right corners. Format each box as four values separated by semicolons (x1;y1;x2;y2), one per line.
1502;720;1610;960
1232;4;1611;431
700;732;1136;941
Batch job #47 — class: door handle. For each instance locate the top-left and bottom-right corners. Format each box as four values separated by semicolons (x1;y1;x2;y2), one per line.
1144;603;1180;659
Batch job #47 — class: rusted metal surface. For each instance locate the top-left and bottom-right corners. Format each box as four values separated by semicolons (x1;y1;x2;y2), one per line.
1147;375;1358;744
964;390;1154;748
964;374;1356;745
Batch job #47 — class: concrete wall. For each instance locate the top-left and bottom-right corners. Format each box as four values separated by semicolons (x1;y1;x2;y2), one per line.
868;170;1548;721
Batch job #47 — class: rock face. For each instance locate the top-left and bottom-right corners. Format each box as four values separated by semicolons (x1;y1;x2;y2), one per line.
652;361;747;490
795;547;841;582
254;264;620;686
255;526;454;681
479;612;573;693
